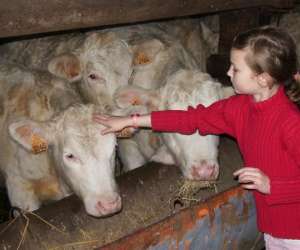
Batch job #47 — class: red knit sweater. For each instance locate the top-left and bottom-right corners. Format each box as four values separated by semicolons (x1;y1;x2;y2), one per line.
151;86;300;239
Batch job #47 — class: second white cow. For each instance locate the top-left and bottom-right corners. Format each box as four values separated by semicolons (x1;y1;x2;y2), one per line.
115;69;234;180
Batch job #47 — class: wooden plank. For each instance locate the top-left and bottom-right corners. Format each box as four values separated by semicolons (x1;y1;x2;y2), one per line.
0;0;294;39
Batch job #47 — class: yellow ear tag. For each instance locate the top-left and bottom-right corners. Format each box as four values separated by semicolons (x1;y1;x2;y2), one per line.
31;133;48;154
131;96;141;106
116;128;134;138
134;52;151;65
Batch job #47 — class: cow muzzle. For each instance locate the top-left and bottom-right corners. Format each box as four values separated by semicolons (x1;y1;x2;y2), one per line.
85;193;122;217
186;160;219;181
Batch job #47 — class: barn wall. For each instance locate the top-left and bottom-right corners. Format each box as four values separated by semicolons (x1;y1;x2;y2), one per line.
0;0;294;39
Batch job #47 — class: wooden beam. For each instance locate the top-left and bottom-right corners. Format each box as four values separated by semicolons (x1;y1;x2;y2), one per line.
0;0;293;39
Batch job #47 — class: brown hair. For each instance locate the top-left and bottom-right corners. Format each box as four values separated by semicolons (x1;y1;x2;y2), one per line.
232;26;300;107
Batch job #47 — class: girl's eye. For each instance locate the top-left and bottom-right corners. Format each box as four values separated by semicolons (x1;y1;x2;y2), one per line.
233;68;238;73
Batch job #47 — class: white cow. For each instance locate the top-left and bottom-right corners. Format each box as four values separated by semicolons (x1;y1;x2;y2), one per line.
111;24;198;89
0;31;133;108
156;16;219;72
104;24;202;170
0;63;121;217
115;69;234;180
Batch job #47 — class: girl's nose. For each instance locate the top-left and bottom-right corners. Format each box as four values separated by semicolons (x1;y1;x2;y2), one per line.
227;65;232;77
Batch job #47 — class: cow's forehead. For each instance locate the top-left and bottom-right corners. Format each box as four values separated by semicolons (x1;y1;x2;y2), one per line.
81;34;132;67
61;123;116;159
162;70;221;108
56;104;115;147
57;104;93;132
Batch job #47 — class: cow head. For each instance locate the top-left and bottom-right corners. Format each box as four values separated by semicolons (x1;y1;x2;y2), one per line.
114;69;234;181
9;104;121;217
48;32;133;108
128;32;197;90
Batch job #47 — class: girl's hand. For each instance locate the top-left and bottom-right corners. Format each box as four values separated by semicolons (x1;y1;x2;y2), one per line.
93;114;132;135
233;167;270;194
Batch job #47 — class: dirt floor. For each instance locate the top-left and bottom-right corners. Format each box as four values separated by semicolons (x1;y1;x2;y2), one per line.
0;136;243;250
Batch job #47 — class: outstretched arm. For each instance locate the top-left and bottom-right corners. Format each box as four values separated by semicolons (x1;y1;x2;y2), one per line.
93;114;151;135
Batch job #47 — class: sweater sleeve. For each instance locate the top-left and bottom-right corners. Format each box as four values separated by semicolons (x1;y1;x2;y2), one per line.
266;115;300;205
151;96;238;137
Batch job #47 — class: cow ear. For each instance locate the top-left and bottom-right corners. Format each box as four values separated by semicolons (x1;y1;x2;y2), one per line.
114;85;148;108
200;22;219;54
48;53;82;82
132;39;163;66
8;120;52;154
115;127;136;138
114;85;160;110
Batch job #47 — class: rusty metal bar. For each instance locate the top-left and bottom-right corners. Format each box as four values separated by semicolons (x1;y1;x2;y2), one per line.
100;187;263;250
0;0;294;39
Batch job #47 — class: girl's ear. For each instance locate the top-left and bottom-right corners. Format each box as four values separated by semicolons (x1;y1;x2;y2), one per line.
257;72;273;88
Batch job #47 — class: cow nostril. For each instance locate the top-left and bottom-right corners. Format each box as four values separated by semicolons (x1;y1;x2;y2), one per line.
191;162;218;180
97;196;121;211
97;201;104;210
108;198;119;206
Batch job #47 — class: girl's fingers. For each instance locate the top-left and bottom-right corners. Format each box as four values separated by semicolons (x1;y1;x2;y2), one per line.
238;175;255;184
233;167;259;175
93;113;104;118
241;183;256;190
93;116;108;122
93;113;112;122
234;168;270;194
95;120;110;127
233;168;247;176
238;172;261;180
101;127;114;135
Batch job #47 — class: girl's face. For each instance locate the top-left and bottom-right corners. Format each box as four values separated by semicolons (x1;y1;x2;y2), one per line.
227;48;260;95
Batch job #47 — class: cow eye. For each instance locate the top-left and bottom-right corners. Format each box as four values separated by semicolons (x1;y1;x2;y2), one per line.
87;73;106;84
88;73;97;80
64;153;76;160
66;153;73;158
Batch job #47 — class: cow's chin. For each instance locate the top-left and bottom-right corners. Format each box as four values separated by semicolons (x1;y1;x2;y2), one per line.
84;195;122;218
182;165;219;181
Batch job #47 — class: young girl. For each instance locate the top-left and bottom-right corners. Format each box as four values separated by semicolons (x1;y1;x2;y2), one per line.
94;26;300;249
